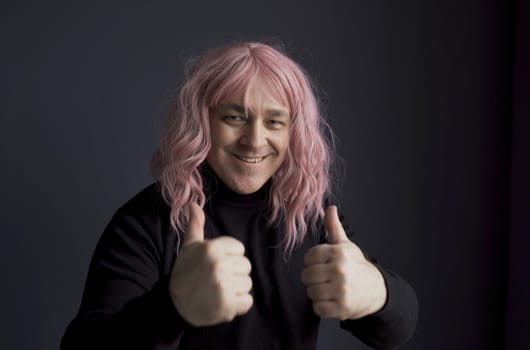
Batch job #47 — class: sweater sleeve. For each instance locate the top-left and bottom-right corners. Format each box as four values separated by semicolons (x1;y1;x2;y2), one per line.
332;208;419;350
61;186;191;350
339;266;418;350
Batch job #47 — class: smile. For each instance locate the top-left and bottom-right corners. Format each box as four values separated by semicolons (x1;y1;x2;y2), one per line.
233;154;268;163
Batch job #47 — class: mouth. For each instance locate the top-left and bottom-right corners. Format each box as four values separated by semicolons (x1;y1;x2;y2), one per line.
232;154;268;164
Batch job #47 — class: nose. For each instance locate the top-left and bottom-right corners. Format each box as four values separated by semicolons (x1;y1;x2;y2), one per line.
239;120;267;149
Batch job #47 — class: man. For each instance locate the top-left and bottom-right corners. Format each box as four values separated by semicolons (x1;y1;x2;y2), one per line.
62;41;418;350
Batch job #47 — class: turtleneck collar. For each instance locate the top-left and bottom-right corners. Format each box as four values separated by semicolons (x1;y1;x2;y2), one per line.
199;163;270;207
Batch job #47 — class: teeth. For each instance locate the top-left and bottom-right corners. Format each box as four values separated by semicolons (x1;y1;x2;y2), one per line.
235;155;265;163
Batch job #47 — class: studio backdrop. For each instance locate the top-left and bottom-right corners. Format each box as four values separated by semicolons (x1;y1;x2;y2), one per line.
2;0;528;349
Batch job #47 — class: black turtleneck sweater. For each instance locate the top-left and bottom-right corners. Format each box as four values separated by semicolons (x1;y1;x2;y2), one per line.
61;170;418;350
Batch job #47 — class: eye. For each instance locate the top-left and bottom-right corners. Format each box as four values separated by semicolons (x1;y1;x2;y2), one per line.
267;119;286;129
223;115;246;124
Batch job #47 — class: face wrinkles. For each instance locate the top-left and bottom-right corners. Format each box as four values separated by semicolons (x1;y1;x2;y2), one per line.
206;81;290;194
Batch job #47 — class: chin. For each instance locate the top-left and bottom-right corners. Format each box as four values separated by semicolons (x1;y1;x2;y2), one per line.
228;177;267;194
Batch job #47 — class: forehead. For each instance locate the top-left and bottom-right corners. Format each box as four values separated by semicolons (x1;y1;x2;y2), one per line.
218;78;290;114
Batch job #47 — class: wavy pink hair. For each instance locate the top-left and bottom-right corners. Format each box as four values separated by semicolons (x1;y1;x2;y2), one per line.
151;41;335;253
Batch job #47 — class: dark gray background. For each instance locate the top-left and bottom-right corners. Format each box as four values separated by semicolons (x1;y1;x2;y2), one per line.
2;0;529;349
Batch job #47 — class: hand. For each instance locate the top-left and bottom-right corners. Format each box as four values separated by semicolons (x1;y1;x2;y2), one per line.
168;203;253;326
301;206;387;320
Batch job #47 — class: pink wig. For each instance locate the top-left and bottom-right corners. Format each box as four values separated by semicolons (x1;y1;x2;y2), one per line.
151;41;335;253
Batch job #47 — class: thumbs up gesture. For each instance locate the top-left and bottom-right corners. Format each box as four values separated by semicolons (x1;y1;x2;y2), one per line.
301;206;388;320
168;203;253;326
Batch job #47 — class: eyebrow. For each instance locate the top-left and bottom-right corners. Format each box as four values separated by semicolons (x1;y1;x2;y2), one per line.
221;103;290;118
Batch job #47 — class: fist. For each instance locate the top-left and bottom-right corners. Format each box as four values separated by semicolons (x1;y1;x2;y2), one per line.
301;206;387;320
169;203;253;326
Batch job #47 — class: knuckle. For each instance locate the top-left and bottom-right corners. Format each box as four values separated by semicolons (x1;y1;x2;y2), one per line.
333;246;347;260
312;302;325;317
202;241;216;257
242;257;252;272
224;236;245;253
241;294;253;312
240;277;252;292
331;264;345;279
247;294;254;309
337;283;348;297
210;269;225;291
207;259;221;276
211;277;223;293
235;240;245;253
246;276;253;290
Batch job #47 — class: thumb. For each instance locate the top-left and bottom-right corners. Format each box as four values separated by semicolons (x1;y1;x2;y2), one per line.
184;202;205;245
324;205;349;244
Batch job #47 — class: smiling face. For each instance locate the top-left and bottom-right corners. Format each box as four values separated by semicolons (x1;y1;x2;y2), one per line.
206;81;290;194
